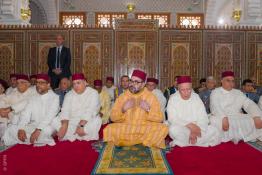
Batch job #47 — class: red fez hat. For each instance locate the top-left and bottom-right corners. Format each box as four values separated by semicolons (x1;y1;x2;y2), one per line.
147;78;159;84
36;74;50;82
94;80;103;87
221;71;234;78
106;76;114;82
10;74;16;79
131;69;147;82
0;79;9;90
177;76;192;84
72;73;85;81
30;74;37;79
16;74;30;82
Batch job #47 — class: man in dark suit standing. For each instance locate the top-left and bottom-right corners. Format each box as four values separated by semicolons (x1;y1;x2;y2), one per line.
48;34;71;89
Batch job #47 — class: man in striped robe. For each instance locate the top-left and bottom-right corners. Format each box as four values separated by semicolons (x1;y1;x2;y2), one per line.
103;69;168;149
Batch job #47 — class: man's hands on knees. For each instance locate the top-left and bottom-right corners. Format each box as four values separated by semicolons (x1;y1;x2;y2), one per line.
253;117;262;129
57;120;68;140
30;129;41;144
75;120;87;137
18;129;27;142
222;117;229;131
186;123;201;144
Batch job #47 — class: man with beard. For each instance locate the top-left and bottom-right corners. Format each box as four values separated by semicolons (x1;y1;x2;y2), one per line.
103;69;168;148
2;74;59;146
5;74;17;95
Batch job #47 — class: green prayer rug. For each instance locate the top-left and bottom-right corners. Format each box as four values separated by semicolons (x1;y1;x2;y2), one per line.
92;143;173;175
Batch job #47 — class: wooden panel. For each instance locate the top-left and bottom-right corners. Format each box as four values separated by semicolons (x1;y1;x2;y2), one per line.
70;29;114;85
203;31;245;88
159;30;202;90
246;31;262;85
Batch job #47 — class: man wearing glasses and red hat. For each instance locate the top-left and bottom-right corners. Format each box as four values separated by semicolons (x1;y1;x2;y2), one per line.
210;71;262;144
2;74;59;146
103;69;168;149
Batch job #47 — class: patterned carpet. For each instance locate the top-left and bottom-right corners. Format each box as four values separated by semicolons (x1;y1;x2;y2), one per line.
92;142;173;175
247;140;262;152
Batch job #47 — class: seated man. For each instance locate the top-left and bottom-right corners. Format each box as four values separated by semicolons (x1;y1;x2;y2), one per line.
103;69;168;149
146;77;166;114
94;79;111;124
5;74;17;95
167;76;220;147
241;79;260;103
114;75;129;100
0;74;35;125
52;73;101;142
199;76;216;114
103;76;116;107
210;71;262;143
54;77;71;107
2;74;59;146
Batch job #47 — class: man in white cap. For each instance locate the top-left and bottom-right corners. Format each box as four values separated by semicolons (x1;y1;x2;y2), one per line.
210;71;262;143
167;76;220;147
52;73;101;142
103;69;168;149
2;74;59;146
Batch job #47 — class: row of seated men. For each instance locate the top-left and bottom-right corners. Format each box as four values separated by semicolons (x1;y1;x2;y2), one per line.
0;70;262;148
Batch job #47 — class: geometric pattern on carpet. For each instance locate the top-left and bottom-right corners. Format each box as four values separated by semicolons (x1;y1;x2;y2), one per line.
92;143;173;175
247;140;262;152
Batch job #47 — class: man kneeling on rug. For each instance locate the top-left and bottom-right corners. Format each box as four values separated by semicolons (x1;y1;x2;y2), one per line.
52;73;102;142
167;76;221;147
2;74;59;146
103;69;168;149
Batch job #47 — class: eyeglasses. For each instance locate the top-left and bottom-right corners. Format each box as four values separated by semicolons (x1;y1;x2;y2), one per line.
129;80;143;85
36;81;48;85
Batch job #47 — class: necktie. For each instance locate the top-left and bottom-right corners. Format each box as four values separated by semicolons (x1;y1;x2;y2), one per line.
56;47;61;68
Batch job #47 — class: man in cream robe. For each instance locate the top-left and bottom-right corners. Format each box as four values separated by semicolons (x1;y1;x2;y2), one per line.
146;78;167;115
210;71;262;143
94;80;111;124
2;74;59;146
102;76;116;107
167;76;220;147
0;80;9;138
52;73;101;142
103;69;168;149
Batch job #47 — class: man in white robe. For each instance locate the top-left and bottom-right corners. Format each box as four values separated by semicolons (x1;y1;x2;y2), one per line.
210;71;262;143
5;74;17;95
0;74;35;126
259;96;262;110
102;76;116;107
146;78;167;114
167;76;221;147
52;73;102;142
2;74;59;146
